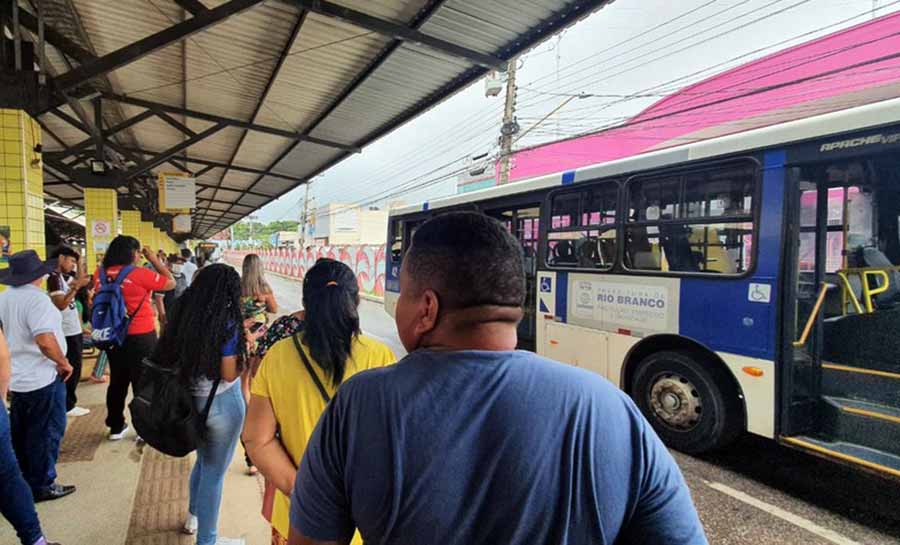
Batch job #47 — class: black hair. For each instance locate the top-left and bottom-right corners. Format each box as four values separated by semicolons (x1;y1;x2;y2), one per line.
153;264;246;383
181;248;192;258
405;211;525;309
51;246;80;260
102;236;140;269
302;258;360;386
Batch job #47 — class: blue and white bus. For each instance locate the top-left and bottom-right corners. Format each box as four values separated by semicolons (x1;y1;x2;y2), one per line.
384;98;900;478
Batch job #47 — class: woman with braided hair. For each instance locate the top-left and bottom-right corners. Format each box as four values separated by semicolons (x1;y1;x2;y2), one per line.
153;264;248;545
242;258;395;545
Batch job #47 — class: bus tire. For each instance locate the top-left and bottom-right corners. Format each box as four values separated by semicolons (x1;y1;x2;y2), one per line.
631;350;743;454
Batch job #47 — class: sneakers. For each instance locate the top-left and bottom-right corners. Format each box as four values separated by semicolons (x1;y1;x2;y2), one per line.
109;424;129;441
67;406;91;417
182;514;197;535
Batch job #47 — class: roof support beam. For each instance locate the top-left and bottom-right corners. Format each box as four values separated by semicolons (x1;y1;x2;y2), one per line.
46;109;157;161
287;0;505;70
102;93;358;152
156;110;197;137
116;145;305;184
204;0;448;233
196;10;307;232
9;4;95;63
172;0;209;15
120;123;227;182
54;0;266;92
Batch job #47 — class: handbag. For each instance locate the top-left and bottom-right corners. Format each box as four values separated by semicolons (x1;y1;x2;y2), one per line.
261;334;331;524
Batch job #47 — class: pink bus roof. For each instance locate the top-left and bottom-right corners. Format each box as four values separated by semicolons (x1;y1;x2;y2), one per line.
504;11;900;182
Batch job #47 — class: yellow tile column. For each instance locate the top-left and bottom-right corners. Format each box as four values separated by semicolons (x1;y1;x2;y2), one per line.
140;221;155;250
120;210;141;240
84;188;119;274
0;109;46;269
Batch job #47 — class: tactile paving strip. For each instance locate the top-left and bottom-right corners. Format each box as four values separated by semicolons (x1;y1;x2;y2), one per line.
58;404;107;463
126;448;193;545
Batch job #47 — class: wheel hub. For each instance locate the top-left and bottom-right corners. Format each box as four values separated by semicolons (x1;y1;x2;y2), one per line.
648;374;702;431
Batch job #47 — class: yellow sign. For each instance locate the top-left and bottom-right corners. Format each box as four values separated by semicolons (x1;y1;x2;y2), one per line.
158;172;195;214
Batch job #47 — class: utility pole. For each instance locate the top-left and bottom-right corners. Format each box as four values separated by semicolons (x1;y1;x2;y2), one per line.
498;56;519;185
300;181;311;248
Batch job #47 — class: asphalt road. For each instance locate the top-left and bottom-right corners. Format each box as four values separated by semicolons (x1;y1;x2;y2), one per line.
265;272;900;545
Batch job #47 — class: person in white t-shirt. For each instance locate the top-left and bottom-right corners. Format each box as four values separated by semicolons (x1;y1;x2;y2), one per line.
0;250;76;504
47;246;92;417
180;248;198;286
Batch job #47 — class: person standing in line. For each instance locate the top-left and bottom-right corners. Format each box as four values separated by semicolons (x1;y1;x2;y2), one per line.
243;259;395;545
287;212;707;545
0;250;76;503
47;247;92;416
238;253;278;476
153;264;247;545
180;249;198;287
94;236;175;440
0;327;63;545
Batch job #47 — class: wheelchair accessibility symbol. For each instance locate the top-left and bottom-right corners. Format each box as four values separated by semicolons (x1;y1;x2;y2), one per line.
540;277;552;293
748;283;771;304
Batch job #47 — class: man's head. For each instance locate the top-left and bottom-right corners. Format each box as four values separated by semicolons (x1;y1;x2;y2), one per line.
395;211;525;352
181;248;192;260
53;246;80;274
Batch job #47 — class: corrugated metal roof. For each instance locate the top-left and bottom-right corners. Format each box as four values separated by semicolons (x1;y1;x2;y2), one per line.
34;0;612;238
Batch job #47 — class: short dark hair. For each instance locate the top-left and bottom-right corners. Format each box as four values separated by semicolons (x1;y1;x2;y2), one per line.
181;248;192;258
405;211;525;310
51;246;80;260
102;235;140;268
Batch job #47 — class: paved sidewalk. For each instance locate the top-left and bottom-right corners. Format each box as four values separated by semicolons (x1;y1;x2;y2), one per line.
0;378;269;545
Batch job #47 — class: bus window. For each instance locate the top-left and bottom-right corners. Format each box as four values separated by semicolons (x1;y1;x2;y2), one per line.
389;219;404;264
546;182;619;270
625;162;756;274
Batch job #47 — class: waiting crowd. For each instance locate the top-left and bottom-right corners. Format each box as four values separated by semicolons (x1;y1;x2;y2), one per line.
0;211;709;545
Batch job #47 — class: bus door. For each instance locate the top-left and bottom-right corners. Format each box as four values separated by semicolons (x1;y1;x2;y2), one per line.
485;205;541;351
784;158;900;473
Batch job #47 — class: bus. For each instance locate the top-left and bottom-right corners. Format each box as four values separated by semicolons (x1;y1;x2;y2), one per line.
384;98;900;478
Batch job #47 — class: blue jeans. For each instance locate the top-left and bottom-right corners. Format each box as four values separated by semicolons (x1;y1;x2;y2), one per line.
188;380;246;545
9;380;66;495
1;406;44;545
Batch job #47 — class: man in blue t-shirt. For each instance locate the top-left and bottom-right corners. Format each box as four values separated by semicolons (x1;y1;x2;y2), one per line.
289;212;707;545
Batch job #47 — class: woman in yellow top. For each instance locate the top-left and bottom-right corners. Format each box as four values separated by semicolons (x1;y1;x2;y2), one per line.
242;258;395;545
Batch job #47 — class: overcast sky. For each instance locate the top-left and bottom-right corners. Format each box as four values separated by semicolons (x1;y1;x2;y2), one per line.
254;0;898;224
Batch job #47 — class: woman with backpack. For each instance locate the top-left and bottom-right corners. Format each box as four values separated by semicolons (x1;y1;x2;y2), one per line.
242;259;395;545
152;264;247;545
94;236;174;440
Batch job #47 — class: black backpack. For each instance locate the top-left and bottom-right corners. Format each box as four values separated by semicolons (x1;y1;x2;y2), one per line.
129;358;219;457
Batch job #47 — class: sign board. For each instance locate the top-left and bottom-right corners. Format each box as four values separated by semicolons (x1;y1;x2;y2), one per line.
91;220;112;239
173;214;192;233
571;280;673;332
158;173;196;213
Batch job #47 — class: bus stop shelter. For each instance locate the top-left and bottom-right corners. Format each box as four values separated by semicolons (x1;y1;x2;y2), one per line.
0;0;611;269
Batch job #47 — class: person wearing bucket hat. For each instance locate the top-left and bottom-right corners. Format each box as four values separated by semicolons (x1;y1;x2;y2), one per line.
0;250;76;505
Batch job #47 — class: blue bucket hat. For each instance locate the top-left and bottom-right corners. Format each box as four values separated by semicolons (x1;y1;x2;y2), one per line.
0;250;55;286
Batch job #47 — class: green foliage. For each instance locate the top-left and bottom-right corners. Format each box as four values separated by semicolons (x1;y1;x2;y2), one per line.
232;220;299;242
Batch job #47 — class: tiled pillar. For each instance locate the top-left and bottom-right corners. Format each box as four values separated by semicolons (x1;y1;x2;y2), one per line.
84;188;119;274
140;221;155;250
120;209;141;240
0;109;46;269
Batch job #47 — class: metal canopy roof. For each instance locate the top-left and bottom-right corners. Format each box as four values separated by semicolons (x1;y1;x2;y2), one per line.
18;0;611;239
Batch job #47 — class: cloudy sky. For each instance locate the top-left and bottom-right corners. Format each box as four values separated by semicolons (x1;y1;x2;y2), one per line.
255;0;898;224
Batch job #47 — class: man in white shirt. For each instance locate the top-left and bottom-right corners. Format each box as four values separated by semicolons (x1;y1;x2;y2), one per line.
180;249;198;286
0;250;76;503
48;247;91;417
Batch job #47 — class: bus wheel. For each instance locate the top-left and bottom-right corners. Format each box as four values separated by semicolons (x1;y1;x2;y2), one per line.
631;350;743;454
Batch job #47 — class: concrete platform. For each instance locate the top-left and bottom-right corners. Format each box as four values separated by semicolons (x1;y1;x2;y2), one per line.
0;378;269;545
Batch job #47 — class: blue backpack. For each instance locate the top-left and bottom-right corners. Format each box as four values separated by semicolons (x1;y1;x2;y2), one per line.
91;265;145;350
